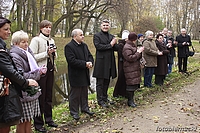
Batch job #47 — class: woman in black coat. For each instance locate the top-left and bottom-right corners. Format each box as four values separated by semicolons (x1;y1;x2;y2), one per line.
113;30;129;98
0;17;38;133
154;34;169;85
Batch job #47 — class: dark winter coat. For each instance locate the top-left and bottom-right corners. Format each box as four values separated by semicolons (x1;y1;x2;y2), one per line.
10;45;41;102
93;31;118;79
0;38;29;95
122;40;142;86
176;34;192;57
0;38;29;123
166;37;176;57
64;39;94;87
154;40;169;75
113;39;126;97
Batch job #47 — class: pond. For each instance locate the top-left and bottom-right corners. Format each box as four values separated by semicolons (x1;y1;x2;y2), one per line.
52;64;117;106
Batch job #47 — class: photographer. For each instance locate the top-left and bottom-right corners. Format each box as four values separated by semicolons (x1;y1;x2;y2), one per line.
29;20;58;132
175;28;192;74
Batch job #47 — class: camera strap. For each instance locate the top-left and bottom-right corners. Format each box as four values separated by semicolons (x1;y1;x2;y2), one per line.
47;40;49;46
47;40;55;71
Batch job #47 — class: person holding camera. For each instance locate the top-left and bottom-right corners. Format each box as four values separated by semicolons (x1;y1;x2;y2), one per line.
175;28;192;74
29;20;58;132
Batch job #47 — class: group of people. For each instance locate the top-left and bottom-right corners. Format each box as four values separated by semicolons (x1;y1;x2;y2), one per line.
114;27;192;99
0;16;193;133
0;17;57;133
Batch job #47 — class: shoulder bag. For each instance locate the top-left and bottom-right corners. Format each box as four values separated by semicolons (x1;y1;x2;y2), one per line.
189;46;195;56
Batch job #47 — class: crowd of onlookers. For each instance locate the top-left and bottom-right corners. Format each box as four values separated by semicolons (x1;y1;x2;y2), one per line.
0;17;193;133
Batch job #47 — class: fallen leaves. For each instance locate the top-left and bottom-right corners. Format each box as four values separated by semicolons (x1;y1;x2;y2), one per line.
153;116;160;123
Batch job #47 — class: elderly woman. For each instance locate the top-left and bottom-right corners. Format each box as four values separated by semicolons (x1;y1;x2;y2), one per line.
0;17;38;133
143;30;162;88
10;30;47;133
122;32;144;107
113;30;129;98
154;34;169;86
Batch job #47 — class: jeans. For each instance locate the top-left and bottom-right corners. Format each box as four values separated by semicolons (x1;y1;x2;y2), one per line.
144;67;155;87
168;57;174;74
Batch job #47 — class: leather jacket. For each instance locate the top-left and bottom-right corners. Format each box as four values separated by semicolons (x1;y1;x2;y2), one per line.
0;38;29;96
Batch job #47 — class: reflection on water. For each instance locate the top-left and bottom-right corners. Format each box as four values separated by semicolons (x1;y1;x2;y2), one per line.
52;65;116;106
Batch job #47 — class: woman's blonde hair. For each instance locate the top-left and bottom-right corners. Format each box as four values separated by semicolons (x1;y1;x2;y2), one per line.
11;30;28;45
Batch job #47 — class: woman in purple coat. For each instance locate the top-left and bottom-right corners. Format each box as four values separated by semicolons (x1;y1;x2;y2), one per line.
10;30;47;133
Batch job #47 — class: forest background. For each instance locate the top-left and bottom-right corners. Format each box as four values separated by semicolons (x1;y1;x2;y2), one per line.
0;0;199;39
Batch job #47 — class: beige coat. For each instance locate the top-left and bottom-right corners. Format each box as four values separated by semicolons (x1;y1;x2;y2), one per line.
142;39;158;67
29;33;57;69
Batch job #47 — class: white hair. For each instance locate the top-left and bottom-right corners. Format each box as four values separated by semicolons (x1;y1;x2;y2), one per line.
71;29;83;37
145;30;153;38
11;30;29;45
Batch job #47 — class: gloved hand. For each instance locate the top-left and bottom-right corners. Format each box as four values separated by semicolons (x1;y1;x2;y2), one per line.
25;86;41;96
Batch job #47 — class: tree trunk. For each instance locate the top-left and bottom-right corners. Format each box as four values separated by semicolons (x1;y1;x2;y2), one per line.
16;0;22;30
23;0;31;32
32;0;38;36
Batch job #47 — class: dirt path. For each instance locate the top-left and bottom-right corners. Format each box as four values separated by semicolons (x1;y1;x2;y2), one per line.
70;79;200;133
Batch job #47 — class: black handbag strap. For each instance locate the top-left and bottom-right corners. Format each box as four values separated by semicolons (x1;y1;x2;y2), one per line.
191;46;195;52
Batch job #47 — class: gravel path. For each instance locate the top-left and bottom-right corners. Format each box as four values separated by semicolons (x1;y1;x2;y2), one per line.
72;79;200;133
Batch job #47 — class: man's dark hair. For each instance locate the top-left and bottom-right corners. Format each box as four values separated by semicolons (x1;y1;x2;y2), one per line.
102;19;110;23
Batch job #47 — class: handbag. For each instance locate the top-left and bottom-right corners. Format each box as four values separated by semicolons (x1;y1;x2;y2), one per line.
140;57;146;68
189;46;195;56
0;72;10;97
0;72;22;124
3;85;23;123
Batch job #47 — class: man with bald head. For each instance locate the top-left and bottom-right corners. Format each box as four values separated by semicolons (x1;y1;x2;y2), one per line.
176;28;192;74
64;29;94;120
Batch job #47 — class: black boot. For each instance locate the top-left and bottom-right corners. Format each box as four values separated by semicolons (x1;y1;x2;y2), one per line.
127;91;137;108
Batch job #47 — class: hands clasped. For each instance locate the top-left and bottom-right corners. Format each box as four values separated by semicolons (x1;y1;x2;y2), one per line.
86;62;93;69
110;38;117;47
137;46;144;53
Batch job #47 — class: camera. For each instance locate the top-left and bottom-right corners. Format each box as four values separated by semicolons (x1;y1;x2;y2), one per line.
49;44;57;49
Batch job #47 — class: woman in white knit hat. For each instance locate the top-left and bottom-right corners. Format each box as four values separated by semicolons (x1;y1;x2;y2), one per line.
113;30;129;98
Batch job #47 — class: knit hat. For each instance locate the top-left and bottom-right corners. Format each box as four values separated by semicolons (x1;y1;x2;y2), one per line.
137;33;144;39
128;32;137;41
121;30;130;39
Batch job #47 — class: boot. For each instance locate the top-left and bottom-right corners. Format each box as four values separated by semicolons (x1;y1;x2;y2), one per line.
127;91;137;108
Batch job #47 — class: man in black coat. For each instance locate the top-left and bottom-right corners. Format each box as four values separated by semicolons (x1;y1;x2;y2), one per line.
64;29;94;120
176;28;192;73
93;19;118;107
166;30;177;74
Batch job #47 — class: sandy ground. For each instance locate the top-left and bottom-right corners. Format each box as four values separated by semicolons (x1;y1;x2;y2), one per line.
67;79;200;133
